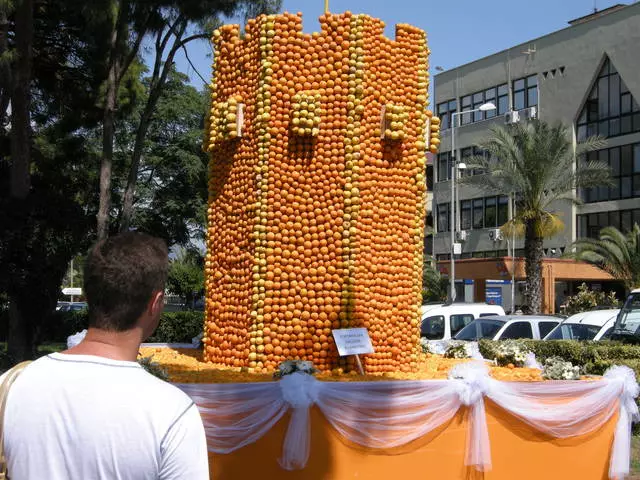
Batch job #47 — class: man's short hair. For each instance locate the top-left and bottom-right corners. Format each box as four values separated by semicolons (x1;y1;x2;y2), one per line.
84;232;168;331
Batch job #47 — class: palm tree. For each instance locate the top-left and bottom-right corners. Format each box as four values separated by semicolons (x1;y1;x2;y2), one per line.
571;224;640;292
422;255;447;303
461;120;609;313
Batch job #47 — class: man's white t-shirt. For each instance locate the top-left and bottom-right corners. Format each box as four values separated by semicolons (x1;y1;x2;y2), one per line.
3;352;209;480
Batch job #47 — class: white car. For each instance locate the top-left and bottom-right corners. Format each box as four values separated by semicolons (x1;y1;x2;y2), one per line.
543;309;619;341
610;288;640;341
453;315;561;341
421;303;506;343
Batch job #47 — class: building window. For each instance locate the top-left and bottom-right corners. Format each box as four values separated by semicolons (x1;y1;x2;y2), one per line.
485;87;497;119
577;57;640;141
461;200;471;230
437;151;451;182
426;165;434;191
497;84;509;115
484;197;497;228
497;196;509;226
512;74;538;111
472;199;484;229
437;203;450;232
437;99;457;131
461;95;472;125
578;208;640;238
582;143;640;202
460;147;473;177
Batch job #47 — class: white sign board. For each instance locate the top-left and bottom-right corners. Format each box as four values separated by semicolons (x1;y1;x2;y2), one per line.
332;328;374;356
62;287;82;296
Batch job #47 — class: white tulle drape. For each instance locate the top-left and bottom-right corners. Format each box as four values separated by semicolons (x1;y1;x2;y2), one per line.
176;363;639;478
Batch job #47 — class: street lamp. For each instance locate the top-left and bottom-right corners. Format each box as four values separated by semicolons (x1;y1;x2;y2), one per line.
448;102;496;302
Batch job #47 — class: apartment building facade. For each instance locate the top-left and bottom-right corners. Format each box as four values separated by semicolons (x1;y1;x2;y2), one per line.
431;3;640;312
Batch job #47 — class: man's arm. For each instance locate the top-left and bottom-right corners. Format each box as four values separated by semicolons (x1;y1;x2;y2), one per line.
159;403;209;480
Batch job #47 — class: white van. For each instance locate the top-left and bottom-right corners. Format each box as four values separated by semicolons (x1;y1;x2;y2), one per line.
543;309;620;341
421;303;506;342
454;315;562;341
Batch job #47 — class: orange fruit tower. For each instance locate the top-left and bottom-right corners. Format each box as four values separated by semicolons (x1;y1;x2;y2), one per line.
203;11;439;374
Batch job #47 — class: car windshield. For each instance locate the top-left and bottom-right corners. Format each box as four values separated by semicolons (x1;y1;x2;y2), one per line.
546;323;602;341
614;293;640;335
455;319;505;341
421;315;445;340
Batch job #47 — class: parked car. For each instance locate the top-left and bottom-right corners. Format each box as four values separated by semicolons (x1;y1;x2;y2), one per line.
56;301;71;311
453;315;561;341
609;288;640;343
543;309;619;341
421;303;506;342
58;302;87;312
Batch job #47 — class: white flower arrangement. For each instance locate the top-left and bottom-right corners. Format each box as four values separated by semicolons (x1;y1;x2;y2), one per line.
444;341;470;359
273;360;318;379
494;340;529;368
420;338;432;354
542;356;581;380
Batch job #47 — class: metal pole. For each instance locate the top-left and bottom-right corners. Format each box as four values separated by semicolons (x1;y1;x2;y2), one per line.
511;195;516;312
449;113;457;302
70;258;74;303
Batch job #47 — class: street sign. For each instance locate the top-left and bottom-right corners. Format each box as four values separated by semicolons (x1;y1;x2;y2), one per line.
62;287;82;296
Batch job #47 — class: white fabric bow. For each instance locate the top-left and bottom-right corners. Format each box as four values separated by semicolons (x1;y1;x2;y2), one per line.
278;373;319;470
604;366;640;479
449;361;492;471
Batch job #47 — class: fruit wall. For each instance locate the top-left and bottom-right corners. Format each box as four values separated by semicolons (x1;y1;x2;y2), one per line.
204;11;431;373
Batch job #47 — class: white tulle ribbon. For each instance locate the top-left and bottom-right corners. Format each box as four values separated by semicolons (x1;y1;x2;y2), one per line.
604;366;640;480
278;373;319;470
449;361;492;472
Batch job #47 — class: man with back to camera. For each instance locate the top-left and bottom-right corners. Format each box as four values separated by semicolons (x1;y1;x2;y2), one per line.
3;232;209;479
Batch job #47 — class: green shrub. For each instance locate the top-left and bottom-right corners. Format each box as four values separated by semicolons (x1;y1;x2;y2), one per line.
479;339;640;378
146;311;203;344
38;310;203;344
561;283;620;316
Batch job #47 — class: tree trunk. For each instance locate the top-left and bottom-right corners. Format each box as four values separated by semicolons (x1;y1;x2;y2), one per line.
119;106;153;232
96;17;120;241
119;21;188;232
0;7;11;129
97;0;130;241
7;0;34;362
524;219;543;314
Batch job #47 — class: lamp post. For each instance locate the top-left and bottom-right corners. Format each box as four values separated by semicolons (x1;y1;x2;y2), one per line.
448;102;496;302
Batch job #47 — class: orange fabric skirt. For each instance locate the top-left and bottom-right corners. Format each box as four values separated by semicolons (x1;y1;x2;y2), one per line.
208;400;616;480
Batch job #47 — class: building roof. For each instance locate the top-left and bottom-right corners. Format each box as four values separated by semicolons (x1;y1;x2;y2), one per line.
434;2;636;79
568;4;627;26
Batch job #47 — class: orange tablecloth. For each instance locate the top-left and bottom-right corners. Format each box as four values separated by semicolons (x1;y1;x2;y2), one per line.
207;400;616;480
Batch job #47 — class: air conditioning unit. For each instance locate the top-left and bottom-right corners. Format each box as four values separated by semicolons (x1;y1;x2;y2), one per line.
525;106;537;120
489;228;503;241
455;230;468;242
505;110;520;124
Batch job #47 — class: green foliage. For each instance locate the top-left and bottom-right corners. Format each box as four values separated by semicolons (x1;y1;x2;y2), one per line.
422;256;447;303
479;339;640;378
460;120;610;313
137;356;169;381
29;310;203;344
166;248;205;308
560;283;620;316
146;312;203;344
443;342;469;359
571;224;640;292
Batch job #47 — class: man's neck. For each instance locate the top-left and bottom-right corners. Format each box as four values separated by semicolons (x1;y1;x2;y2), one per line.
64;327;144;362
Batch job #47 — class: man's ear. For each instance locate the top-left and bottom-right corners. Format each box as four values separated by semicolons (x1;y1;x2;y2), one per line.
149;290;164;316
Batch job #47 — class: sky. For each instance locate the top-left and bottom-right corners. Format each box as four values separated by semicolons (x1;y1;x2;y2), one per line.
172;0;628;91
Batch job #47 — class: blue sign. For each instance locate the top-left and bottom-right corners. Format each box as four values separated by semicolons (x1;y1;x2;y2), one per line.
486;286;503;306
